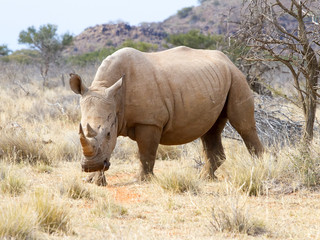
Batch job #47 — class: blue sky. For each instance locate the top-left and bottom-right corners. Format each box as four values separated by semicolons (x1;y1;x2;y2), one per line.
1;0;199;51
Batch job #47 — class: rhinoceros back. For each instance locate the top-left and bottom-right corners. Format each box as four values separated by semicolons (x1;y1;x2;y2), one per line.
92;47;233;145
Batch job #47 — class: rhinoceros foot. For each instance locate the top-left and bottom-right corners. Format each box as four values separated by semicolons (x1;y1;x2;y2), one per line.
85;171;107;186
135;171;154;182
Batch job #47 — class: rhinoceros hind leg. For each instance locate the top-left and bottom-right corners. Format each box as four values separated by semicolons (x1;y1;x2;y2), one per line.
226;80;264;157
85;171;107;186
135;124;162;181
200;114;228;179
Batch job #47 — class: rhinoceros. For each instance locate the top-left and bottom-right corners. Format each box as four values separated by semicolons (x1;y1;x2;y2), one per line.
69;46;263;185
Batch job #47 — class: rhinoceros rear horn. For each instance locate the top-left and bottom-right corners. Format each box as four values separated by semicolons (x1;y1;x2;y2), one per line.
86;123;97;138
79;124;95;157
69;73;88;95
105;77;123;99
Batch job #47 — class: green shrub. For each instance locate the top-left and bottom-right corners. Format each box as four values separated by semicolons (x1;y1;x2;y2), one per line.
69;40;158;66
213;0;220;6
0;44;11;56
1;49;39;64
166;30;224;49
177;7;193;18
121;39;158;52
68;47;116;66
166;30;250;66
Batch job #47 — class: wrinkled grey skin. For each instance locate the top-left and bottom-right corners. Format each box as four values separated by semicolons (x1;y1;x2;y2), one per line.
70;47;263;186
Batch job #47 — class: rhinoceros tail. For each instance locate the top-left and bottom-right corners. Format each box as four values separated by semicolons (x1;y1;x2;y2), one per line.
225;66;264;157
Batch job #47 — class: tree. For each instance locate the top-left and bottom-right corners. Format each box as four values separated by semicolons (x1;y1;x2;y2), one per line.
18;24;73;87
239;0;320;143
166;30;249;66
0;44;11;56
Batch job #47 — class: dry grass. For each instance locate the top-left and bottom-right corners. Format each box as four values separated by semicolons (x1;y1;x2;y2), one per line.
0;201;37;240
156;145;182;160
0;130;50;164
210;184;266;235
0;165;27;196
286;144;320;187
152;165;201;194
1;62;320;239
33;189;72;234
60;176;93;200
218;148;282;196
92;196;128;217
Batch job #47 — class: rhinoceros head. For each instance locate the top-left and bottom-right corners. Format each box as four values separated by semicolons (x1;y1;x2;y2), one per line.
69;73;123;172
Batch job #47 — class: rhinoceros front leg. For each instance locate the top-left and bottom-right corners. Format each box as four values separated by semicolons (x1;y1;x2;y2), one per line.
85;171;107;186
135;124;162;181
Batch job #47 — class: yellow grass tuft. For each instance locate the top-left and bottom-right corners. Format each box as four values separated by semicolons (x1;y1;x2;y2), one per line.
92;197;128;218
33;189;72;234
210;188;266;235
0;130;50;164
60;176;93;200
286;144;320;187
152;166;201;194
219;141;287;195
0;201;37;239
0;166;27;196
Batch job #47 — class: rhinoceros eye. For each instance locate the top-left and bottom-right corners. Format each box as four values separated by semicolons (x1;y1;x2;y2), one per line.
106;132;111;139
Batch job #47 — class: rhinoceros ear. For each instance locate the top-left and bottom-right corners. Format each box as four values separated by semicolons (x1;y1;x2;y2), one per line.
105;76;123;99
69;73;88;95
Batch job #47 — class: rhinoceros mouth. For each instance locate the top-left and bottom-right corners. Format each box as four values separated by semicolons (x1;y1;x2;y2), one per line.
103;160;110;170
81;159;110;172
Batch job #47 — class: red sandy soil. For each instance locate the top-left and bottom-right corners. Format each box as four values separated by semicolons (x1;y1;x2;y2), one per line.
106;173;143;203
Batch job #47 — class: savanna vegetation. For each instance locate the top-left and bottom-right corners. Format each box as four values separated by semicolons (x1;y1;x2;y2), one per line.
1;0;320;239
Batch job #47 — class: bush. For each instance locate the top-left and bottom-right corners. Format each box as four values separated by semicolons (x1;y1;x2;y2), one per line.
68;47;116;66
68;40;158;66
166;30;250;66
177;7;193;18
166;30;224;49
121;39;158;52
0;44;11;56
0;49;39;64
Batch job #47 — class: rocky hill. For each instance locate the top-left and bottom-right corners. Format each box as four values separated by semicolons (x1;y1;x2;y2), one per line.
68;0;242;54
69;23;168;54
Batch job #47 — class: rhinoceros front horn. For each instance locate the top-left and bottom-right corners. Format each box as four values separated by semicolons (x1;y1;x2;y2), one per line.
79;124;95;157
